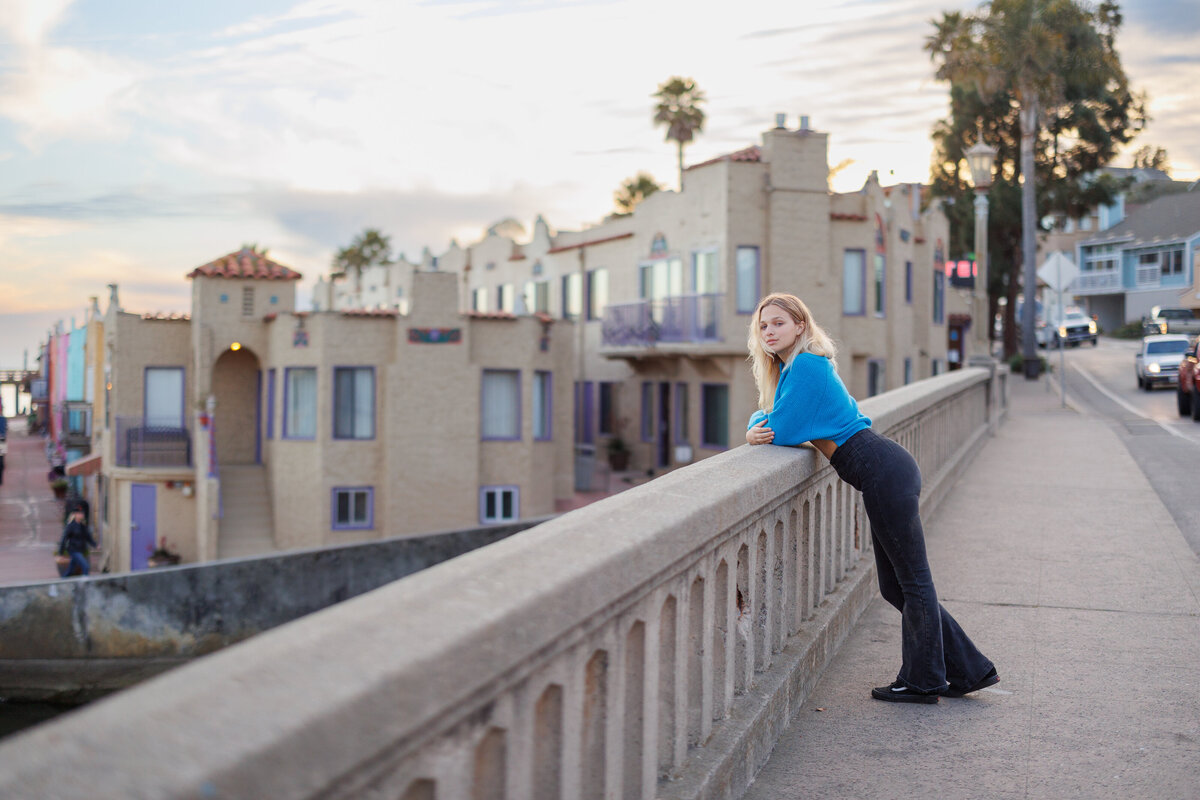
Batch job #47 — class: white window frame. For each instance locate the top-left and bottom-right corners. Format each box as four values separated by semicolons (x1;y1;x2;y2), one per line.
480;485;519;524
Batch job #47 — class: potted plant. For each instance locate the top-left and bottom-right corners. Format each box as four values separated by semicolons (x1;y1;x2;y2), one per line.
148;537;182;568
50;478;69;499
607;436;630;471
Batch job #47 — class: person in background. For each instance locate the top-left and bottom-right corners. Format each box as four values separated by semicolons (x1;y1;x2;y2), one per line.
745;292;997;704
56;508;96;578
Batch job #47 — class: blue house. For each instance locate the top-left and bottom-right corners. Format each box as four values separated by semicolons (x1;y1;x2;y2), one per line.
1073;189;1200;332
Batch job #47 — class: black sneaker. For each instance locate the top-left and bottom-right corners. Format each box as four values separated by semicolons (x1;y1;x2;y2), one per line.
943;667;999;698
871;680;941;704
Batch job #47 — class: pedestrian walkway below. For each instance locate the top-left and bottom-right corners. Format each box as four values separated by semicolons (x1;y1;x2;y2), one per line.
743;373;1200;799
0;418;63;584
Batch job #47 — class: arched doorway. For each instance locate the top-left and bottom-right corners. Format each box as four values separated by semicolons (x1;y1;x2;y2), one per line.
212;347;261;465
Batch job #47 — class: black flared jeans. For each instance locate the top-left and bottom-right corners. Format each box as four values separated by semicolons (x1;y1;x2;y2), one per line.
831;427;993;693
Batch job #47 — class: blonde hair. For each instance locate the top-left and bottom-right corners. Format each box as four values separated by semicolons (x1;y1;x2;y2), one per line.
746;293;838;411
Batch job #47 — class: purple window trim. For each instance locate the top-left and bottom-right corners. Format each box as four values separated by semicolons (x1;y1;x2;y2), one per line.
265;369;276;440
534;371;553;441
640;381;654;442
332;366;376;440
843;249;867;316
480;485;520;524
873;253;886;318
579;380;594;445
143;366;186;429
282;366;317;440
735;245;761;314
905;261;914;304
481;369;522;441
699;382;730;451
331;486;374;530
674;381;689;442
255;370;262;464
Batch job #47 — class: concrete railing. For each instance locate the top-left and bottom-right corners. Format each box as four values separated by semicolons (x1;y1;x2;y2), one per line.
0;367;1005;800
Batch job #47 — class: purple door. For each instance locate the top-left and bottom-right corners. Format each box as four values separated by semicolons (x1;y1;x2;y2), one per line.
130;483;156;570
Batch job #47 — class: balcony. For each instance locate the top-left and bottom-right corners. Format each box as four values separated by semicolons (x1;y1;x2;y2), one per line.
114;415;192;468
1072;268;1121;294
601;293;733;357
63;401;92;450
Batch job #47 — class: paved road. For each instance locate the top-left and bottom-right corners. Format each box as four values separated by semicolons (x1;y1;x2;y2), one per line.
0;417;63;585
1048;337;1200;557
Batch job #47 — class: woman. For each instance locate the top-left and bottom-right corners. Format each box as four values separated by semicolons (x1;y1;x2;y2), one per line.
745;293;996;704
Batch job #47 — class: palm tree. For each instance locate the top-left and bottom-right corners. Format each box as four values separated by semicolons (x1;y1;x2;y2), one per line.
332;228;392;279
653;77;706;191
614;172;662;214
927;0;1123;378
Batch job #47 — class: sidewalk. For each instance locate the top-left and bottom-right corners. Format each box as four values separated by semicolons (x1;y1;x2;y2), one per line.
744;373;1200;799
0;418;63;584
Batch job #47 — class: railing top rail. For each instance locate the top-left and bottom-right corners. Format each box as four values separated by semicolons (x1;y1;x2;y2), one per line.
0;367;993;796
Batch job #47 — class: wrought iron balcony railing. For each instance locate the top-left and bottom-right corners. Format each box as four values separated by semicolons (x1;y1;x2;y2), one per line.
114;415;192;468
602;293;723;348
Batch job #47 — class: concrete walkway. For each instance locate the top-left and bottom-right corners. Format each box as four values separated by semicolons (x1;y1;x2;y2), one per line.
0;418;63;584
744;371;1200;800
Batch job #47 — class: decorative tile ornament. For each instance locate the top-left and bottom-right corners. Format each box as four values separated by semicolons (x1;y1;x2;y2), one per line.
293;329;309;347
408;327;462;344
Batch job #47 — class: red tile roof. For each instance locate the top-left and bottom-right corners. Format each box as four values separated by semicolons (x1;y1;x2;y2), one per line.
464;311;518;320
830;212;868;222
546;232;634;254
686;145;762;172
187;248;303;281
141;312;191;321
341;309;399;318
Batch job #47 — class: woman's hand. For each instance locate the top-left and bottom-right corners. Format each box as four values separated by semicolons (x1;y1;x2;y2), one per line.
747;422;774;446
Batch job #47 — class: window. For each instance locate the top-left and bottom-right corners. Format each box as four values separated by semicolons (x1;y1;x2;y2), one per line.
639;258;683;301
692;250;718;294
674;382;689;442
144;367;184;428
904;358;913;385
641;381;654;441
843;250;866;315
533;371;552;440
333;367;374;439
265;369;276;439
574;381;594;444
587;268;609;320
242;287;255;316
498;283;515;314
562;273;583;320
472;286;488;312
598;382;616;436
868;360;886;397
481;370;520;440
1164;249;1184;276
481;486;519;524
905;261;913;303
933;272;945;324
873;254;885;316
332;487;372;530
284;367;317;439
527;280;550;314
701;384;729;448
735;246;760;313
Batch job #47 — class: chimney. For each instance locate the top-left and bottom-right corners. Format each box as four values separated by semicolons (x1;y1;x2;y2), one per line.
799;115;810;131
774;113;787;129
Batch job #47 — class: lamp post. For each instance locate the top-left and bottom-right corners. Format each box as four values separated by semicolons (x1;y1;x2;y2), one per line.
965;132;998;361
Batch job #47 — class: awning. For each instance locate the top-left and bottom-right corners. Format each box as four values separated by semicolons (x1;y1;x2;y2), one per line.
66;452;102;476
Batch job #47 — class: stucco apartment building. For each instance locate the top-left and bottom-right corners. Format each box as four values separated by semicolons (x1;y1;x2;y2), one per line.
86;251;574;572
320;119;962;477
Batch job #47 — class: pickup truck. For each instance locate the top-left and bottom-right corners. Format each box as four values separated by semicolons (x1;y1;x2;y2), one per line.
1144;306;1200;336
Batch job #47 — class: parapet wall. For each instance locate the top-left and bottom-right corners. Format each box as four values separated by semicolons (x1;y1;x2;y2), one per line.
0;518;543;702
0;367;1006;800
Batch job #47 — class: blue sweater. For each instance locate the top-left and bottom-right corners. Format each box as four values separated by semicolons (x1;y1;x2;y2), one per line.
747;352;871;447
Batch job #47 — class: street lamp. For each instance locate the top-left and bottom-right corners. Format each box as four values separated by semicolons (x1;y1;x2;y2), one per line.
965;131;998;361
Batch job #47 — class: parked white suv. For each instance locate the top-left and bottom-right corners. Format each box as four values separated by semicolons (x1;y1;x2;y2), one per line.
1135;334;1191;390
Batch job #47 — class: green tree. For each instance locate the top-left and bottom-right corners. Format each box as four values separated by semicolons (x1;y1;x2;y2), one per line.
240;243;269;256
1131;145;1169;173
333;228;392;278
653;77;706;191
926;0;1144;361
614;172;662;214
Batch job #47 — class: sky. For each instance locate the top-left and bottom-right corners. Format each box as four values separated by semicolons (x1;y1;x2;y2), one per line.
1;0;1197;368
